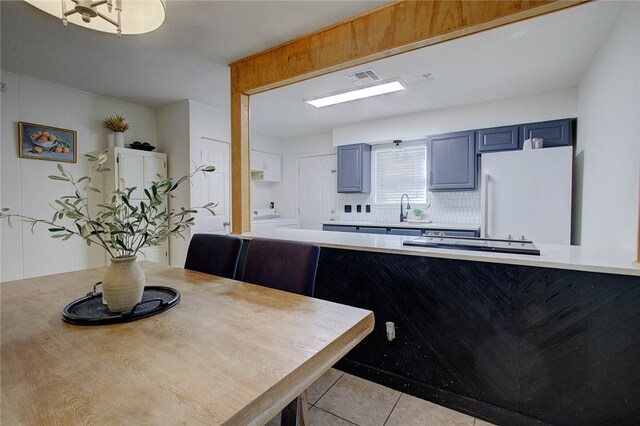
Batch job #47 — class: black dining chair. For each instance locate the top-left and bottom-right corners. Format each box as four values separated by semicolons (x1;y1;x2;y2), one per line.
184;234;243;279
242;238;320;297
242;238;321;426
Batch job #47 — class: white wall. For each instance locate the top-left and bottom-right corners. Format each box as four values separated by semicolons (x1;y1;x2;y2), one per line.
332;88;577;146
574;2;640;252
272;132;335;218
157;100;231;267
0;71;157;281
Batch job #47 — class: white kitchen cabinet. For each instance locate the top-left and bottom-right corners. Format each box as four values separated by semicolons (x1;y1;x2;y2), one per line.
250;150;281;182
92;147;169;265
117;152;145;199
138;244;168;264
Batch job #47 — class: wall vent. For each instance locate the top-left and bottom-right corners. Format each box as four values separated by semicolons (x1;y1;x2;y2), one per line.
346;69;382;86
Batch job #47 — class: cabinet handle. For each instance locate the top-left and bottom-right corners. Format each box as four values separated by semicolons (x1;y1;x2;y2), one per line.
357;175;360;187
429;171;433;185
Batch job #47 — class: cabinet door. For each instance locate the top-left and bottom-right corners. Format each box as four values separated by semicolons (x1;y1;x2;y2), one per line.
477;125;519;153
117;153;145;199
337;144;371;193
263;152;281;182
144;156;166;188
389;228;422;236
520;118;574;148
137;244;168;265
250;150;266;172
323;225;358;232
428;131;476;191
358;227;388;234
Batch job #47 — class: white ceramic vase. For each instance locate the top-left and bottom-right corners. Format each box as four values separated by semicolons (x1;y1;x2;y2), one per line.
102;256;145;313
113;132;125;148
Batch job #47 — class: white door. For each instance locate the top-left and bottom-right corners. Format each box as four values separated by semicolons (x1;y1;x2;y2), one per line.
298;154;337;230
193;138;230;234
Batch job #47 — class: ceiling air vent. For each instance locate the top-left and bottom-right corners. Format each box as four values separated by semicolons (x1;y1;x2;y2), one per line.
346;69;382;86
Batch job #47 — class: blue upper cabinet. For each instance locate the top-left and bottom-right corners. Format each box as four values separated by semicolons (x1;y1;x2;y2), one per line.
337;144;371;193
520;118;575;148
428;130;477;191
477;125;519;153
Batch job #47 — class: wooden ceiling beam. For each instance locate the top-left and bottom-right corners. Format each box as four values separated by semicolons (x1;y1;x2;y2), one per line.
229;0;588;235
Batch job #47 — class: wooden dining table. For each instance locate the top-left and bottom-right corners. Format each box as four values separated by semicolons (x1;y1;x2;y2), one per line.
1;262;374;425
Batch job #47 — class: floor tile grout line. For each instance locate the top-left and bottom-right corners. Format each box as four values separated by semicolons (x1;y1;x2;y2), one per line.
312;405;359;425
382;392;403;426
311;370;345;407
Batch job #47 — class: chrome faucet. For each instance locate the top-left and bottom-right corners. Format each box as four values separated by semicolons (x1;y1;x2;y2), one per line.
400;193;411;222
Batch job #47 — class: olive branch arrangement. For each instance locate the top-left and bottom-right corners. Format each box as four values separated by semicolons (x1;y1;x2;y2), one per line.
0;151;216;258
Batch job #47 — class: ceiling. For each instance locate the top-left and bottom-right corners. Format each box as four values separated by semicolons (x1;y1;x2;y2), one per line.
251;1;626;139
1;0;388;112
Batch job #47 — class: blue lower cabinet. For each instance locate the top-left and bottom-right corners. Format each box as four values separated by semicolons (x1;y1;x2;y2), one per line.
358;227;388;234
323;225;357;232
389;228;422;236
477;125;519;153
520;118;575;148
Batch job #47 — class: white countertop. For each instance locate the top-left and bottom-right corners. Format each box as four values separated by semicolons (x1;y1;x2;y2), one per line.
323;221;480;231
242;228;640;277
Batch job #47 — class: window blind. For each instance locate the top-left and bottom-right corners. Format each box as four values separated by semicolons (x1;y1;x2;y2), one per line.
374;144;427;204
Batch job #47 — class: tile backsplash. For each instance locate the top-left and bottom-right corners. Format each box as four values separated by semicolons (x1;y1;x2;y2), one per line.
336;191;481;225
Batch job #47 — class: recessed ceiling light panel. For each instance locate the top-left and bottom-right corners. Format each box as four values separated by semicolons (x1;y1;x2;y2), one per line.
306;80;406;108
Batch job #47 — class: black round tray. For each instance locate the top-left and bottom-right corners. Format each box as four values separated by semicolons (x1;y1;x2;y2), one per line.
61;284;180;326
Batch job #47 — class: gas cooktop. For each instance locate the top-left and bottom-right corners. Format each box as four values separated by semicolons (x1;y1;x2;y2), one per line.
403;235;540;256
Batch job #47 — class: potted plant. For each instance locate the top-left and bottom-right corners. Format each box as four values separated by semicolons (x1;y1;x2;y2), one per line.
103;113;129;148
0;151;216;313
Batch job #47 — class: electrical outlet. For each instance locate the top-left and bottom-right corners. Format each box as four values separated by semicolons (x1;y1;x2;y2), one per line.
0;83;6;92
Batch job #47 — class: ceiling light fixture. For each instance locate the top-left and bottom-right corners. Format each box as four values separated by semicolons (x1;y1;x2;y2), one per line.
306;80;406;108
24;0;166;37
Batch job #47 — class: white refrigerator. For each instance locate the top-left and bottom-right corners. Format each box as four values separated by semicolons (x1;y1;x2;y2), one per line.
480;146;573;245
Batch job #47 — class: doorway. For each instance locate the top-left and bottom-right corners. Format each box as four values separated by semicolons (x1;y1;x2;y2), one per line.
194;137;230;234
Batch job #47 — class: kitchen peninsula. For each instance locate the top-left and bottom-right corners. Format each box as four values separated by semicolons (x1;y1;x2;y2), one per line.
242;228;640;425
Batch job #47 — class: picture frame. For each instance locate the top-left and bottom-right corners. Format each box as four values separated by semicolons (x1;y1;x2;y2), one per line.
18;121;77;163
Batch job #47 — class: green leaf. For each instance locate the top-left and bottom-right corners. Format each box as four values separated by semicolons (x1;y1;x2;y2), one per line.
116;238;127;250
89;187;101;193
56;164;65;175
48;227;66;232
48;175;69;182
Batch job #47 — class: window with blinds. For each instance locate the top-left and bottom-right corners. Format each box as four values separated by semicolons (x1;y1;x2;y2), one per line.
374;144;427;204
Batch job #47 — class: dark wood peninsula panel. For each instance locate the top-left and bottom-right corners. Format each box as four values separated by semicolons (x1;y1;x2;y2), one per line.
313;248;640;426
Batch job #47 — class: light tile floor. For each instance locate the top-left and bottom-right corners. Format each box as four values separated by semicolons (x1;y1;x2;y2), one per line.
266;369;495;426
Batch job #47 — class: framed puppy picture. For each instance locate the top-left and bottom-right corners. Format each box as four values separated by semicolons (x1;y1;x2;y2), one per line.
18;122;77;163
